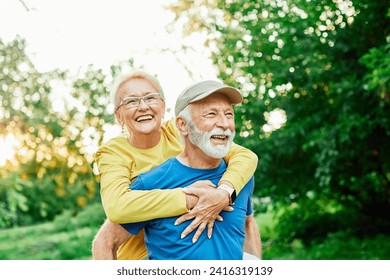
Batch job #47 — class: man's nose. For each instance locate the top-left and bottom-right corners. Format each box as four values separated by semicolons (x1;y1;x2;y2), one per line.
216;115;230;129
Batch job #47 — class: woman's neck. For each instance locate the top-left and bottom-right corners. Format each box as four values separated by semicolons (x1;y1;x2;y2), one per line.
127;131;161;149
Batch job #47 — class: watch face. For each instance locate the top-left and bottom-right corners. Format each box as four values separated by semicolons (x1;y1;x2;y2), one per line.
231;190;237;203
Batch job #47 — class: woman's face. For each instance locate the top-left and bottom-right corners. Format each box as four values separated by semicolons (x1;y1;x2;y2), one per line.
115;78;165;140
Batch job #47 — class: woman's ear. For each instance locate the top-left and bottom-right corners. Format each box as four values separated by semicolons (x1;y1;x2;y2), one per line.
175;116;188;136
115;110;123;127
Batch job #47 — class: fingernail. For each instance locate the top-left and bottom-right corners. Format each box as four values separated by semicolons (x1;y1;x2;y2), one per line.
174;221;178;225
220;217;223;221
181;234;185;239
192;238;197;243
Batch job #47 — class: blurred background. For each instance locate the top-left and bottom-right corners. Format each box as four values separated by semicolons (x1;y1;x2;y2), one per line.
0;0;389;260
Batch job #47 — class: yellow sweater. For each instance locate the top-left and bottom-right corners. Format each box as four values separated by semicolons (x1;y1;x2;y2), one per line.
95;120;258;259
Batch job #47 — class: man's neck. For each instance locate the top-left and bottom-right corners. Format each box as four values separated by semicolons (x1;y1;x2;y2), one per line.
176;146;221;169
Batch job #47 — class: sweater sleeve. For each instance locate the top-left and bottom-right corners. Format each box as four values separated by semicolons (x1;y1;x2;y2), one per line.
221;142;258;194
165;118;258;195
95;145;188;224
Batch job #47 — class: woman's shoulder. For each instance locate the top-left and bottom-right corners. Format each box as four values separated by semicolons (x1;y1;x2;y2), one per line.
96;136;128;155
161;119;179;138
162;119;175;129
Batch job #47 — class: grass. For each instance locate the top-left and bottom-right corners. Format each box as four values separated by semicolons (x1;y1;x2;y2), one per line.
0;203;106;260
0;216;99;260
0;205;388;260
256;213;390;260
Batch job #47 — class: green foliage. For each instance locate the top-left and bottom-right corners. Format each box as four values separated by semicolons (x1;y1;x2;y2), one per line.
256;213;390;260
274;202;359;244
1;1;389;256
0;203;105;260
0;37;134;228
169;0;390;241
52;202;106;230
73;202;107;227
262;231;390;260
360;43;390;94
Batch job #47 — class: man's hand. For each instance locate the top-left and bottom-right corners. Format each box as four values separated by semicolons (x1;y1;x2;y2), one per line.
175;180;233;243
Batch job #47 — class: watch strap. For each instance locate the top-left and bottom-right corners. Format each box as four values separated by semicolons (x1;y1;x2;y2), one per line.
218;184;236;205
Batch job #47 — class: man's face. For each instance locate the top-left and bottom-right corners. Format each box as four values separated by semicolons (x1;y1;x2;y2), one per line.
187;93;236;158
115;78;165;138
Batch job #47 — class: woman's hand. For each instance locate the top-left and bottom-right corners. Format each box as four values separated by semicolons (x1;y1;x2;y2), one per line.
175;180;233;243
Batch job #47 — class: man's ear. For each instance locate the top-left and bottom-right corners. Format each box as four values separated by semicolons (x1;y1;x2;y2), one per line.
176;116;189;136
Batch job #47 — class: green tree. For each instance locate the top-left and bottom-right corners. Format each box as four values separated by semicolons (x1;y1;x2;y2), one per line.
169;0;390;241
0;37;131;227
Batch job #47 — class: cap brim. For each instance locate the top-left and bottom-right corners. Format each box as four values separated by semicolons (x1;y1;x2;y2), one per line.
191;86;242;105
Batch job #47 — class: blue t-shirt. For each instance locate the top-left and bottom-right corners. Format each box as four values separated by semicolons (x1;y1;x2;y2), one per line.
121;158;254;260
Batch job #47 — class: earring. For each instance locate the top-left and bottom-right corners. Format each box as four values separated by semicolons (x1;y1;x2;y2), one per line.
121;125;125;134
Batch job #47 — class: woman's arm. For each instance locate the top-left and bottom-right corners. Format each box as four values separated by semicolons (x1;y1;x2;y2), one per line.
96;147;189;224
221;142;259;194
98;122;257;238
179;142;258;215
175;142;258;241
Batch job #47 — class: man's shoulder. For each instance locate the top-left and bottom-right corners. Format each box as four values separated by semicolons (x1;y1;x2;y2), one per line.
140;158;176;178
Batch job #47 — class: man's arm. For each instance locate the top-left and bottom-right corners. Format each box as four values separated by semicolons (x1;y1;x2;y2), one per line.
243;214;262;259
92;220;131;260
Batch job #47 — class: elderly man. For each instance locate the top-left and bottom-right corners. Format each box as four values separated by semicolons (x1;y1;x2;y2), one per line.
92;71;259;260
121;80;260;259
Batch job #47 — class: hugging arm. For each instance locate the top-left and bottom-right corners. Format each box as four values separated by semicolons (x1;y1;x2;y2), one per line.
175;143;258;242
94;121;257;257
97;132;256;225
93;146;190;260
96;147;190;224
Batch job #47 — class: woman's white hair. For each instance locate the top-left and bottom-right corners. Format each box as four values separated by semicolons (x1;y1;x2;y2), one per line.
110;69;165;110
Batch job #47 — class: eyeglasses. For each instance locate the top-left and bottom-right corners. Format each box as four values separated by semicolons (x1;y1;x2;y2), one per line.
116;92;162;111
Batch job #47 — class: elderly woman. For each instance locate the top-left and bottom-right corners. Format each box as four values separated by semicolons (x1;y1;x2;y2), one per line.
93;70;259;260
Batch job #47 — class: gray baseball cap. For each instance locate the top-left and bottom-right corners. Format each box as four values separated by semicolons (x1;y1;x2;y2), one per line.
175;80;242;116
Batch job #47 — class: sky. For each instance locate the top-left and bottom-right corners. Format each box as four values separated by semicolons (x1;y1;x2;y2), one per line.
0;0;222;164
0;0;218;116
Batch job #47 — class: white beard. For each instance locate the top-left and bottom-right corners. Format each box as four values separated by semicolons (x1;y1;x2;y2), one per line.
187;122;235;159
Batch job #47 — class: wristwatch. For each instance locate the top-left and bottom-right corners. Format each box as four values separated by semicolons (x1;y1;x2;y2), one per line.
217;184;237;205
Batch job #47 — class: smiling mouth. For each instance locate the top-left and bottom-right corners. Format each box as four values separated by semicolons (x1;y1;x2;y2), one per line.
211;135;229;142
136;115;153;122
